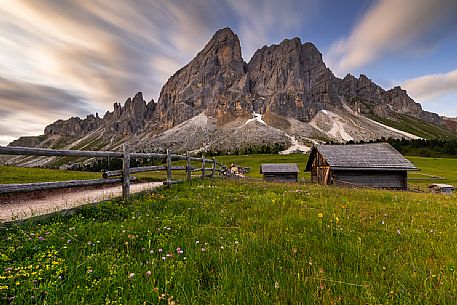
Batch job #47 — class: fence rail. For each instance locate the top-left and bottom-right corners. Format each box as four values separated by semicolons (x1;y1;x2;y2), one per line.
0;145;226;201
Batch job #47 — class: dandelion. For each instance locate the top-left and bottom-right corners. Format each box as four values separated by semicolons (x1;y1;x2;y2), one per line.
129;273;135;279
318;213;323;219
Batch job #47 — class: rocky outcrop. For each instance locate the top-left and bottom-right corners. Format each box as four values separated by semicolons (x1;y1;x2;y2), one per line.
246;38;339;121
44;114;103;137
8;136;43;148
155;27;248;129
443;117;457;132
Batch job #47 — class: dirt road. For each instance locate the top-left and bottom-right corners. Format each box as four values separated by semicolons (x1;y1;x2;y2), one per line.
0;182;162;222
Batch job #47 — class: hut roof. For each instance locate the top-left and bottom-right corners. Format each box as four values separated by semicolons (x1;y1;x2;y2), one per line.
260;163;299;174
305;143;417;171
428;184;454;189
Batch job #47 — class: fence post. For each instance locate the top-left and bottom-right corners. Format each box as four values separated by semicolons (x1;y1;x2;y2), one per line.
122;144;130;201
212;157;216;177
201;155;206;179
166;149;172;185
186;151;192;180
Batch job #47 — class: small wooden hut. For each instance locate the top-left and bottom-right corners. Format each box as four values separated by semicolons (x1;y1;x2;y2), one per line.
305;143;417;189
260;163;299;182
428;184;454;194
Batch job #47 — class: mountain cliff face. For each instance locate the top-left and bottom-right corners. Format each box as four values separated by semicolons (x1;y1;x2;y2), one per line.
6;27;455;166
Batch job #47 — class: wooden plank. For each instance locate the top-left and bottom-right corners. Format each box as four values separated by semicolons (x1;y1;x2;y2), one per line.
201;155;206;179
0;145;123;158
0;178;125;194
186;152;192;180
103;165;188;178
211;157;216;177
166;149;172;185
122;144;130;201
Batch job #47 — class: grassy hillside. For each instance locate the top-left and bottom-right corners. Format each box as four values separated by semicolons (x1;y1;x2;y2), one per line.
370;113;457;139
1;179;456;304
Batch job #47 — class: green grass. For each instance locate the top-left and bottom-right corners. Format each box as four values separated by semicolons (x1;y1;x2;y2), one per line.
370;113;457;139
1;179;456;304
407;156;457;189
0;166;100;184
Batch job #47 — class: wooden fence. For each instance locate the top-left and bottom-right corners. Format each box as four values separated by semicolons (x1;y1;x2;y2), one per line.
0;145;226;201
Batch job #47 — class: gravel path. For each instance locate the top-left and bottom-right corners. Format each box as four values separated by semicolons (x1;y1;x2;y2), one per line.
0;182;162;222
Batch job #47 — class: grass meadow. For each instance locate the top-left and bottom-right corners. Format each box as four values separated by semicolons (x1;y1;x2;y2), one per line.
1;178;456;304
1;155;457;304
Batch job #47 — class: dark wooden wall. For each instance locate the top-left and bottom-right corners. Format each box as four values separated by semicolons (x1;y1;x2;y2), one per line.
263;173;298;182
333;170;408;189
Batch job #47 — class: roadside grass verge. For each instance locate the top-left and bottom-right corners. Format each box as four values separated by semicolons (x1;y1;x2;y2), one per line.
1;179;456;304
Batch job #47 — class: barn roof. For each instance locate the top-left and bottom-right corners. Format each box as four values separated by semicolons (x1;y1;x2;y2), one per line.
305;143;417;171
260;163;299;174
428;184;454;189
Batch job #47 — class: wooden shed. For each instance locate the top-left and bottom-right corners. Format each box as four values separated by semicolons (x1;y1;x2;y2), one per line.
428;184;454;194
260;163;299;182
305;143;417;189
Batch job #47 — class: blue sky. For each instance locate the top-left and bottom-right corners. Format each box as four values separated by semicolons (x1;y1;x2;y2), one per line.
1;0;457;145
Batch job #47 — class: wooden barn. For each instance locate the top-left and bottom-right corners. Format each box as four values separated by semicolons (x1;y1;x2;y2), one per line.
260;163;299;182
305;143;417;189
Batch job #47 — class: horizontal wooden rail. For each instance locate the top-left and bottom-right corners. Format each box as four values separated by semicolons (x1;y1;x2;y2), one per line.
103;165;190;178
129;152;213;163
0;177;137;194
0;146;123;158
0;145;223;200
191;168;220;173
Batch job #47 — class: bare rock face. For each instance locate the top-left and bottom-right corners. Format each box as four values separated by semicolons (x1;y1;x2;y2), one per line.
8;136;43;148
156;27;247;129
442;117;457;132
44;114;103;137
246;38;338;121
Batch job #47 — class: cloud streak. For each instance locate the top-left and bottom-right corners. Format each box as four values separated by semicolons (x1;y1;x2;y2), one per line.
0;78;96;145
401;69;457;118
327;0;457;75
402;69;457;101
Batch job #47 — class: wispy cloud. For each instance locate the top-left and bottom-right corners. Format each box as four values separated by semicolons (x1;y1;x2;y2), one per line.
0;78;96;145
225;0;316;60
327;0;457;75
401;69;457;117
402;69;457;100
